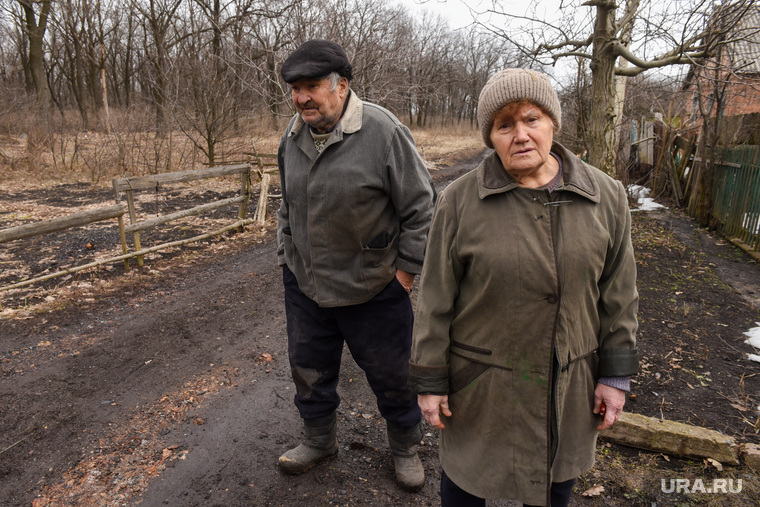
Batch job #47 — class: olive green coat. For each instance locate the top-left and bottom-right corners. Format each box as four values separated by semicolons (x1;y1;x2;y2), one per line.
409;143;638;505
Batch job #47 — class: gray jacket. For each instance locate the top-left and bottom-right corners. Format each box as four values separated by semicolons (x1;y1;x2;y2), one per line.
276;90;435;307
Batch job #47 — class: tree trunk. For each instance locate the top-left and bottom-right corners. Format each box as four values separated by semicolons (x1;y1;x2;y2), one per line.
587;0;618;176
694;121;715;226
613;0;639;178
101;44;111;134
266;53;280;131
20;0;52;108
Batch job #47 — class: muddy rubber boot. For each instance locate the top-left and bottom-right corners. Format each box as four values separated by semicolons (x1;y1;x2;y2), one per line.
278;413;338;474
387;420;425;492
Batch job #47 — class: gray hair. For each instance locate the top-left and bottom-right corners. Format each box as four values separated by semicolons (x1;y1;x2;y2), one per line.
326;72;342;91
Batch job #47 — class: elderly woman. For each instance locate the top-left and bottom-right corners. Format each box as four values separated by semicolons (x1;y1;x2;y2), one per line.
409;69;639;506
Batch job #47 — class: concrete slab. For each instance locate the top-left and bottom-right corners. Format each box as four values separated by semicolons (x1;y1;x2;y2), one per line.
600;412;740;466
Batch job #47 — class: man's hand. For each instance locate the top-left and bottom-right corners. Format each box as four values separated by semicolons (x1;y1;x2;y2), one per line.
593;383;626;430
418;394;452;429
396;269;415;293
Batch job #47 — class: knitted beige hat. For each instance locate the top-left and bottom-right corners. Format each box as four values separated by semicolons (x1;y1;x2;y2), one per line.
477;68;561;149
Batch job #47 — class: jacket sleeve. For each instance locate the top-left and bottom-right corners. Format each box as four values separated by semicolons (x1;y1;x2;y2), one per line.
597;181;639;377
386;125;436;275
408;192;460;394
275;126;291;267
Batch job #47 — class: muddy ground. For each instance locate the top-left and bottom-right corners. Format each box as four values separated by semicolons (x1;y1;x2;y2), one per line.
1;154;760;507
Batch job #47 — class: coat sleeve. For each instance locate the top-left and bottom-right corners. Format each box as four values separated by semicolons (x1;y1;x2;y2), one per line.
409;191;460;394
597;181;639;377
385;125;436;275
275;126;291;267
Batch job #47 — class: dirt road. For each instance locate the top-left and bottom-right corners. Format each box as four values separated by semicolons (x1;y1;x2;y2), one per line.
0;159;480;507
2;155;760;506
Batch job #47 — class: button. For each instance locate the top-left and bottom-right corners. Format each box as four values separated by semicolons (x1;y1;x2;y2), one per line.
546;295;558;304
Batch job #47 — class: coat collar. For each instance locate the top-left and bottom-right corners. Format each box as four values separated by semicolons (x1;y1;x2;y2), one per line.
287;88;363;138
477;142;601;203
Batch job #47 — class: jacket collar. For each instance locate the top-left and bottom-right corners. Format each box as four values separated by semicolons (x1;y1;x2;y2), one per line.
287;89;363;138
477;142;601;203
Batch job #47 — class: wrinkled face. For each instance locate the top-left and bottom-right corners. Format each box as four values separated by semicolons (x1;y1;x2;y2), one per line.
290;76;348;133
489;100;555;178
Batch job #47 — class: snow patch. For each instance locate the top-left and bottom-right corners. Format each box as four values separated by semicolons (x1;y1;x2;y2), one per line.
744;323;760;349
743;323;760;363
628;185;666;211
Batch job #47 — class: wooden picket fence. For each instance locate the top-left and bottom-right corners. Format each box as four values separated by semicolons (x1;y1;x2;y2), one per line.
0;151;278;292
655;130;760;255
709;146;760;252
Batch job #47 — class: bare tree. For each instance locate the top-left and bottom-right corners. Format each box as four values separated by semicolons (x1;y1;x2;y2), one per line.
169;0;266;166
0;0;520;182
14;0;52;108
478;0;754;176
53;0;119;129
133;0;184;135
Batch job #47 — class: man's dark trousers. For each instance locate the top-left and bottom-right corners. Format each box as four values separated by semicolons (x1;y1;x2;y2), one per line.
283;265;421;427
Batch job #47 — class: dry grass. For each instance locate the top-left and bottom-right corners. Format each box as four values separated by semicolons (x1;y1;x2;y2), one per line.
576;442;760;506
0;124;482;192
410;125;483;166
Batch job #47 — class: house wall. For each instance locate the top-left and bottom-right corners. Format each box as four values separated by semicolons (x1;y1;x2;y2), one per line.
722;77;760;117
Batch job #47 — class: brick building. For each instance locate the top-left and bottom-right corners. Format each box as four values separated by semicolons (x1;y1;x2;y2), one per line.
683;3;760;144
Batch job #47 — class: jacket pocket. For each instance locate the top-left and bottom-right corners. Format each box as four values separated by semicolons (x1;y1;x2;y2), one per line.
448;349;501;395
360;228;399;289
363;228;399;250
282;230;311;292
449;360;492;394
278;227;292;257
451;341;493;356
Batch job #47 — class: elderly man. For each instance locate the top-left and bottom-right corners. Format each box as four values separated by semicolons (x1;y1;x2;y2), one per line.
275;39;436;492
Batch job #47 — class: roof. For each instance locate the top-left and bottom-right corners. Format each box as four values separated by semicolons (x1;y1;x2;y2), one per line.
726;5;760;74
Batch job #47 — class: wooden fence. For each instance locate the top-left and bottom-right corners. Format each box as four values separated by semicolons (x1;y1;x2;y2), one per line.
709;146;760;251
0;205;127;291
657;132;760;255
0;152;278;292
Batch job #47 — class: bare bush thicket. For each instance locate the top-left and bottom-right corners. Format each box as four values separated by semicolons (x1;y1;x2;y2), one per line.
1;0;513;184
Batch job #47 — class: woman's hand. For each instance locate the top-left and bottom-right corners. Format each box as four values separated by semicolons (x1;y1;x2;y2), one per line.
418;394;452;429
593;383;626;430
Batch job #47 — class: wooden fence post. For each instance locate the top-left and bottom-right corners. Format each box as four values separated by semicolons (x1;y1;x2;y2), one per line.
255;173;271;226
124;188;144;267
238;166;251;233
252;140;270;226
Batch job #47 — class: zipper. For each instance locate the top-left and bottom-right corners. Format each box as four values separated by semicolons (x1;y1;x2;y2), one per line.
547;188;563;506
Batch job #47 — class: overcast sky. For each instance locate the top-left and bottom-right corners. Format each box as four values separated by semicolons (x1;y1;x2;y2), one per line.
394;0;580;82
395;0;567;30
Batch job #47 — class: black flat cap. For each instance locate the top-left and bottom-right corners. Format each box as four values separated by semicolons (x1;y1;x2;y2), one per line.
281;39;352;83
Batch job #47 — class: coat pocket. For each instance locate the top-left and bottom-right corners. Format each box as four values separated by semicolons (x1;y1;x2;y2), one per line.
360;228;399;289
282;231;311;291
451;341;493;356
363;228;398;250
449;351;498;395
